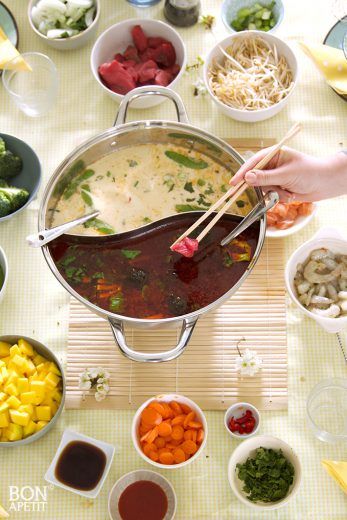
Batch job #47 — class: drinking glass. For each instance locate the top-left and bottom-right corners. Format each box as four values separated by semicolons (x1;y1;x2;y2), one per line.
306;378;347;443
2;52;58;117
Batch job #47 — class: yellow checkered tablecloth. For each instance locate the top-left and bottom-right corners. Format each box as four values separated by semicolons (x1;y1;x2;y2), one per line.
0;0;346;518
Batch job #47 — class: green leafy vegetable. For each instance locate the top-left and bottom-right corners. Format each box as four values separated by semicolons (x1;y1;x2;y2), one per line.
106;171;112;177
184;182;194;193
204;183;214;195
65;266;86;283
83;218;114;235
165;151;208;170
109;293;124;312
175;204;206;213
221;184;227;193
236;200;245;208
236;447;295;503
63;169;95;199
81;184;92;206
121;249;141;260
197;179;206;187
143;217;152;224
92;272;104;280
59;255;76;267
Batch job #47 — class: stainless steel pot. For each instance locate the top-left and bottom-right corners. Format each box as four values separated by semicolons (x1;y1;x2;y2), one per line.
39;86;266;363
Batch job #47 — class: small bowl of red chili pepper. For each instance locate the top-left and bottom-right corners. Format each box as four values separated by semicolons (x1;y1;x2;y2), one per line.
224;402;260;439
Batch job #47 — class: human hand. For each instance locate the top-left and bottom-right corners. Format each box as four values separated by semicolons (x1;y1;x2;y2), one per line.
230;146;347;202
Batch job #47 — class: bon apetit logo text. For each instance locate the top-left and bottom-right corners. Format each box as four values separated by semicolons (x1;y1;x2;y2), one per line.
8;485;50;513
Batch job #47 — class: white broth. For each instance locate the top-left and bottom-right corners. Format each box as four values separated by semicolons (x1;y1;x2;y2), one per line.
52;143;251;236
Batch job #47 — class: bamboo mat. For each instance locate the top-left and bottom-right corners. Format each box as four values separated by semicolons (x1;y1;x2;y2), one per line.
65;138;287;411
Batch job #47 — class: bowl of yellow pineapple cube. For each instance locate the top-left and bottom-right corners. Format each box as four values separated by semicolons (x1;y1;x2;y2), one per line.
0;335;65;446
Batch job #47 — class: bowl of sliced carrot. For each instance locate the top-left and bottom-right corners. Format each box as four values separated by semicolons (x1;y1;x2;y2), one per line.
132;394;207;469
266;201;318;238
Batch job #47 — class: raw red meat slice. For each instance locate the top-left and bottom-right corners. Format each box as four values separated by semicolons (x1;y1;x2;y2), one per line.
131;25;148;53
135;60;158;82
171;237;199;258
148;36;169;48
98;60;136;95
114;53;125;63
139;47;157;63
124;45;139;62
155;70;173;86
153;42;176;67
164;63;180;77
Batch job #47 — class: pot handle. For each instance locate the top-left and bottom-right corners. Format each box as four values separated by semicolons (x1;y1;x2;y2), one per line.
114;86;189;126
108;316;198;363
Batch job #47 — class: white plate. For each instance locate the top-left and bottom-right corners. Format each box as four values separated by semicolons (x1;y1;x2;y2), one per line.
45;429;115;498
266;202;318;238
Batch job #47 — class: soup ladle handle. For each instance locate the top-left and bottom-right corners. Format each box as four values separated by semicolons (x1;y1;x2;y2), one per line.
26;210;100;248
108;316;198;363
220;191;279;247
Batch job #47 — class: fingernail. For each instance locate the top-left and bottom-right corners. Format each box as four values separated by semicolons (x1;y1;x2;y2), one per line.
245;171;257;184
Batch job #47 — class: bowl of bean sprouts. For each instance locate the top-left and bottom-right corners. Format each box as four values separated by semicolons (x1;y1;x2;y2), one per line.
203;30;298;122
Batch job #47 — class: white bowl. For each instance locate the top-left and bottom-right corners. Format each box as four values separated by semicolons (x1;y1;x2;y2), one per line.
28;0;100;51
45;429;115;498
228;434;302;510
131;393;207;469
266;202;318;238
108;469;177;520
221;0;284;34
203;30;298;122
90;19;187;109
224;402;260;439
0;246;8;304
285;227;347;333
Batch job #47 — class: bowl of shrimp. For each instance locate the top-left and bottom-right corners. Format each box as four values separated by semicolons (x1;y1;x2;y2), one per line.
266;201;318;238
285;227;347;333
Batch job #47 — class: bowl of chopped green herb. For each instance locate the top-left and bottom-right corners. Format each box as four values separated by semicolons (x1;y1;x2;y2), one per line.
0;133;41;223
221;0;284;34
228;435;302;509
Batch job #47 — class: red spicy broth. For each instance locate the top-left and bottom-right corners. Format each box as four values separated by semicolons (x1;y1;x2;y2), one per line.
49;215;259;319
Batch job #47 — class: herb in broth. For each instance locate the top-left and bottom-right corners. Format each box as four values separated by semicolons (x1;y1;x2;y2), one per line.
81;185;93;206
221;184;227;193
121;249;141;260
165;151;208;170
236;200;245;208
204;184;214;195
197;179;206;187
127;160;138;167
83;218;114;235
110;293;124;311
63;169;95;199
175;204;207;212
184;182;194;193
92;272;104;279
143;217;152;224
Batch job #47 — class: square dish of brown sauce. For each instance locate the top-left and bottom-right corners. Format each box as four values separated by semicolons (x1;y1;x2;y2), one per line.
55;440;107;491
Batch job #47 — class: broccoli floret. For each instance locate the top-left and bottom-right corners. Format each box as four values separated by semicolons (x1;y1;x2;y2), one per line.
0;192;12;217
0;178;8;188
0;138;6;156
0;187;29;212
0;151;23;179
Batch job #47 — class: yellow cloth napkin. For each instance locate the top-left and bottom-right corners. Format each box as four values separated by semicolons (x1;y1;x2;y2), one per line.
321;460;347;494
300;42;347;95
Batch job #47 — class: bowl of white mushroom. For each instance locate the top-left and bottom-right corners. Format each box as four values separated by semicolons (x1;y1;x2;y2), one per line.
285;228;347;333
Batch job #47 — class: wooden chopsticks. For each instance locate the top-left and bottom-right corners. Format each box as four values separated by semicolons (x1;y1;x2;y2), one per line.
170;123;301;249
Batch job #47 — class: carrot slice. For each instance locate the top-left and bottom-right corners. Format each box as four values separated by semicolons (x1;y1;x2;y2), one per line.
148;401;165;416
183;412;195;428
188;421;203;429
159;451;174;465
154;436;166;449
158;422;172;437
170;401;183;415
149;450;159;462
171;414;185;426
146;426;159;444
181;440;198;455
161;402;174;419
173;448;186;464
143;443;158;456
171;425;184;441
180;403;192;414
197;429;204;444
141;407;162;427
191;430;197;443
184;430;192;441
139;422;153;436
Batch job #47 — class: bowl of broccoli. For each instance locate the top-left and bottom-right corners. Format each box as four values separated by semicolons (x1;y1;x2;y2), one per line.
0;133;41;222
